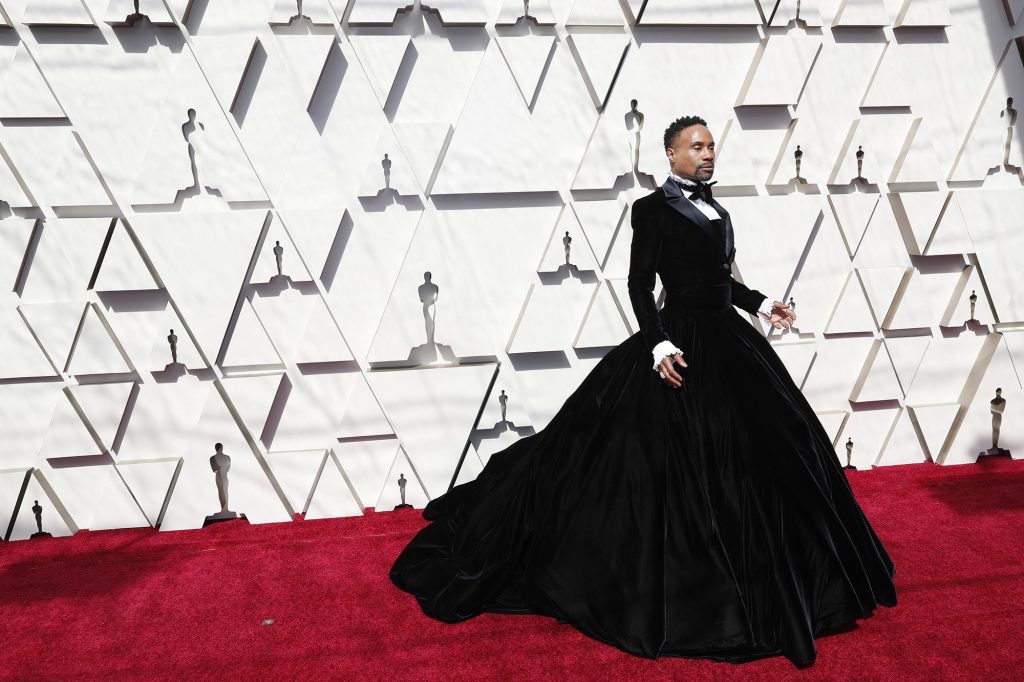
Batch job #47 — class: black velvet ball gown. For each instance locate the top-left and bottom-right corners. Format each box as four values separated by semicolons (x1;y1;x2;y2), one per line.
389;178;897;668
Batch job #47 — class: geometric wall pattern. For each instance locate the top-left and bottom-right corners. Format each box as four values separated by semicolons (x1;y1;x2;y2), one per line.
1;0;1022;540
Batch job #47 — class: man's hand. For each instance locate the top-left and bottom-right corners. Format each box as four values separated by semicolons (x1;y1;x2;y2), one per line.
766;300;796;330
658;352;687;388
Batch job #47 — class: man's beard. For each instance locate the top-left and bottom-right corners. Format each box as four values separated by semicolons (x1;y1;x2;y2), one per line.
695;166;714;181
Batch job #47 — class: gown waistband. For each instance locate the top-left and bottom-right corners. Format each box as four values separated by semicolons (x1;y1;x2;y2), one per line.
663;281;731;312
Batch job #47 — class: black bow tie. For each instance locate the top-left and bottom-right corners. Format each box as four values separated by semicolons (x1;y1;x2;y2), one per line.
678;179;716;203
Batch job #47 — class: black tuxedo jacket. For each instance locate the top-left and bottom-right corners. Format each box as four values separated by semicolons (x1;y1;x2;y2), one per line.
627;178;768;354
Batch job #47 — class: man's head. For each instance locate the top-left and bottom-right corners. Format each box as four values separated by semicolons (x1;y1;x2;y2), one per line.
663;115;714;182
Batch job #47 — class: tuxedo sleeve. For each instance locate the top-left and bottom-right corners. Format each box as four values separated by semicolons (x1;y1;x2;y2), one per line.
730;275;769;315
628;200;673;353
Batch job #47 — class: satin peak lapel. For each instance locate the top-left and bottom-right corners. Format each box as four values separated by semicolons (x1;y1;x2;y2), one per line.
661;177;731;260
709;197;736;264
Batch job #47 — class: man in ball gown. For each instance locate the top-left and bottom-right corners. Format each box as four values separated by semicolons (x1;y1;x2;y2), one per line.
389;115;897;668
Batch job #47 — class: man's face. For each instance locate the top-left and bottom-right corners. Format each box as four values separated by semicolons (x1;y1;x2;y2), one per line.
666;124;715;181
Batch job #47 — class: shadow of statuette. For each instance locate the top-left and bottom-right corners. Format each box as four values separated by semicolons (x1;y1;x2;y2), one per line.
203;442;249;527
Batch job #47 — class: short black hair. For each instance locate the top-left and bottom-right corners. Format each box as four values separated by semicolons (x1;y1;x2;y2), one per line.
663;115;708;150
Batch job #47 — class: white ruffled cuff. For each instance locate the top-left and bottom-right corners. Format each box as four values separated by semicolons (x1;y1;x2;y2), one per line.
651;339;683;371
756;297;774;321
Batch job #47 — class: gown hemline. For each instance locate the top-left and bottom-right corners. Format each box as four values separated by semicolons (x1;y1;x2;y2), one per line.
393;560;894;668
389;297;898;669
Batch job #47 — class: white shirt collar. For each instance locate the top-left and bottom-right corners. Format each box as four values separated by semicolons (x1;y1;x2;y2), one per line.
666;171;722;220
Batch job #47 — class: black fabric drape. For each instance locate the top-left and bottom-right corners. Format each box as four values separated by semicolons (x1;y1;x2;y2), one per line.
389;185;897;668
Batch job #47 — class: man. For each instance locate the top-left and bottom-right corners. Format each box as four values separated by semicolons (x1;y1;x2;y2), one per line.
391;114;896;668
628;115;796;390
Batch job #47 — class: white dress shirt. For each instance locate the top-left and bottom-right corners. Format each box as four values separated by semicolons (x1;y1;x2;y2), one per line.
650;174;775;372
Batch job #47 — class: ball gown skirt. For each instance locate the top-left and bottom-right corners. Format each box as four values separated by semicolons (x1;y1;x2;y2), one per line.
389;279;897;668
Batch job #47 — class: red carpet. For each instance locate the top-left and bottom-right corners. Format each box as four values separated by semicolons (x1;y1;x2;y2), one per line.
2;456;1023;681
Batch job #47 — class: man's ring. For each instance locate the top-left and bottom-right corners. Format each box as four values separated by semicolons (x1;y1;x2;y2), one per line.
659;370;665;378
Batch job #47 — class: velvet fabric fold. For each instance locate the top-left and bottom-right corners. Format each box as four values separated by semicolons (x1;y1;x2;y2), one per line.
389;279;896;667
389;181;896;667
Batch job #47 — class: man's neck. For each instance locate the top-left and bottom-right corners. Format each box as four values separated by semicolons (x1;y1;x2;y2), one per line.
671;173;704;186
669;171;699;185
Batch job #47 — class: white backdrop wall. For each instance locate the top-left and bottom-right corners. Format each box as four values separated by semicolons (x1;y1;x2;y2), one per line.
0;0;1022;540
